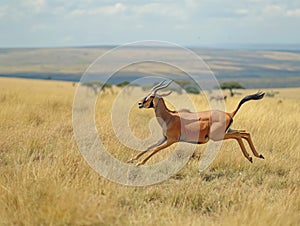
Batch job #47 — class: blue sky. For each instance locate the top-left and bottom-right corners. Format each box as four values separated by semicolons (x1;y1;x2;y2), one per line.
0;0;300;47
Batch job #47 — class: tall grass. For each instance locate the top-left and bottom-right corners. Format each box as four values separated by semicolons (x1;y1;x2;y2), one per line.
0;78;299;225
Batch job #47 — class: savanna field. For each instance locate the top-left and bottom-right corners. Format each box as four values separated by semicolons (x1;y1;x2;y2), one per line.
0;77;299;226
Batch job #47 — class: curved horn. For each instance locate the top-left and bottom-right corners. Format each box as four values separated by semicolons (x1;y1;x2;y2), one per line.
151;80;166;92
153;80;172;95
158;91;172;97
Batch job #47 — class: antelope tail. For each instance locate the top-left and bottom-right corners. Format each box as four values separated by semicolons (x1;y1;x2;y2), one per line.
229;91;265;118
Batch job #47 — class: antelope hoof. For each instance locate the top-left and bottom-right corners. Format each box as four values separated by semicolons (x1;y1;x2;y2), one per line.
127;158;135;163
259;154;264;159
136;161;145;166
249;157;253;163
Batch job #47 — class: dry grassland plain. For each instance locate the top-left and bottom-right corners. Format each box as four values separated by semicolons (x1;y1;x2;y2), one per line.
0;78;299;226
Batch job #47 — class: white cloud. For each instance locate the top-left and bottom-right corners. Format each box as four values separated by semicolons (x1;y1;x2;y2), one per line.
69;2;126;16
286;8;300;17
25;0;46;13
63;35;74;43
1;0;300;47
0;5;8;18
132;3;186;20
30;24;48;32
52;6;67;15
185;0;200;8
136;24;144;29
92;2;126;14
69;9;86;16
235;9;248;15
263;5;284;14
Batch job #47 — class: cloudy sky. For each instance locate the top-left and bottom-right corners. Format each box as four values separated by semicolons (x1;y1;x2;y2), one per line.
0;0;300;47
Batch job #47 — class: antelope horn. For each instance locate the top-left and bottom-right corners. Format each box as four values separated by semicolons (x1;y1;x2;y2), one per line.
158;91;172;97
151;80;166;92
153;80;172;95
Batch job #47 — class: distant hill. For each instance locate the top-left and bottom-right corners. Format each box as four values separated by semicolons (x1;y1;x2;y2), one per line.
0;47;299;88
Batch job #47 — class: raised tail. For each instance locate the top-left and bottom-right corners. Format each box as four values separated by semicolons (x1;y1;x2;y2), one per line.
229;91;265;118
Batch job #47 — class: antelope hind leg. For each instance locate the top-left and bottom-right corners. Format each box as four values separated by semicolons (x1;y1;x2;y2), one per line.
240;131;264;159
224;132;253;163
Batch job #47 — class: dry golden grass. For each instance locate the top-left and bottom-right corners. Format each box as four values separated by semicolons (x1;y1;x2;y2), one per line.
0;78;299;226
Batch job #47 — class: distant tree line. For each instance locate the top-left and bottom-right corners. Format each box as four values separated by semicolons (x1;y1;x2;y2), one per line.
82;80;246;97
219;82;244;97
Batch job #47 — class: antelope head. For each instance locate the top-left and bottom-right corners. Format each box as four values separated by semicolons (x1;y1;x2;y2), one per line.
138;80;173;109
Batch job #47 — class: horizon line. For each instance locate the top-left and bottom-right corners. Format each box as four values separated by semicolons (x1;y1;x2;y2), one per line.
1;42;300;51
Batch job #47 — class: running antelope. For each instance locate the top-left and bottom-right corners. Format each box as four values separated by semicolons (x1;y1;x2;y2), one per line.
128;80;265;166
210;94;227;102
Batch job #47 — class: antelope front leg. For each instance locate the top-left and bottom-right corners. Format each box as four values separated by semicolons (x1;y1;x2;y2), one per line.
136;140;175;166
127;137;167;163
224;132;253;163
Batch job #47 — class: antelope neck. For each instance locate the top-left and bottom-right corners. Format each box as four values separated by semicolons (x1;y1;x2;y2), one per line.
154;98;173;123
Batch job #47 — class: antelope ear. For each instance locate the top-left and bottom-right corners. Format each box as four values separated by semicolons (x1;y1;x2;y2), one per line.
158;91;172;97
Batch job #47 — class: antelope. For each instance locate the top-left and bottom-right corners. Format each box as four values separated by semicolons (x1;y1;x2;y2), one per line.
210;94;227;102
128;80;265;166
